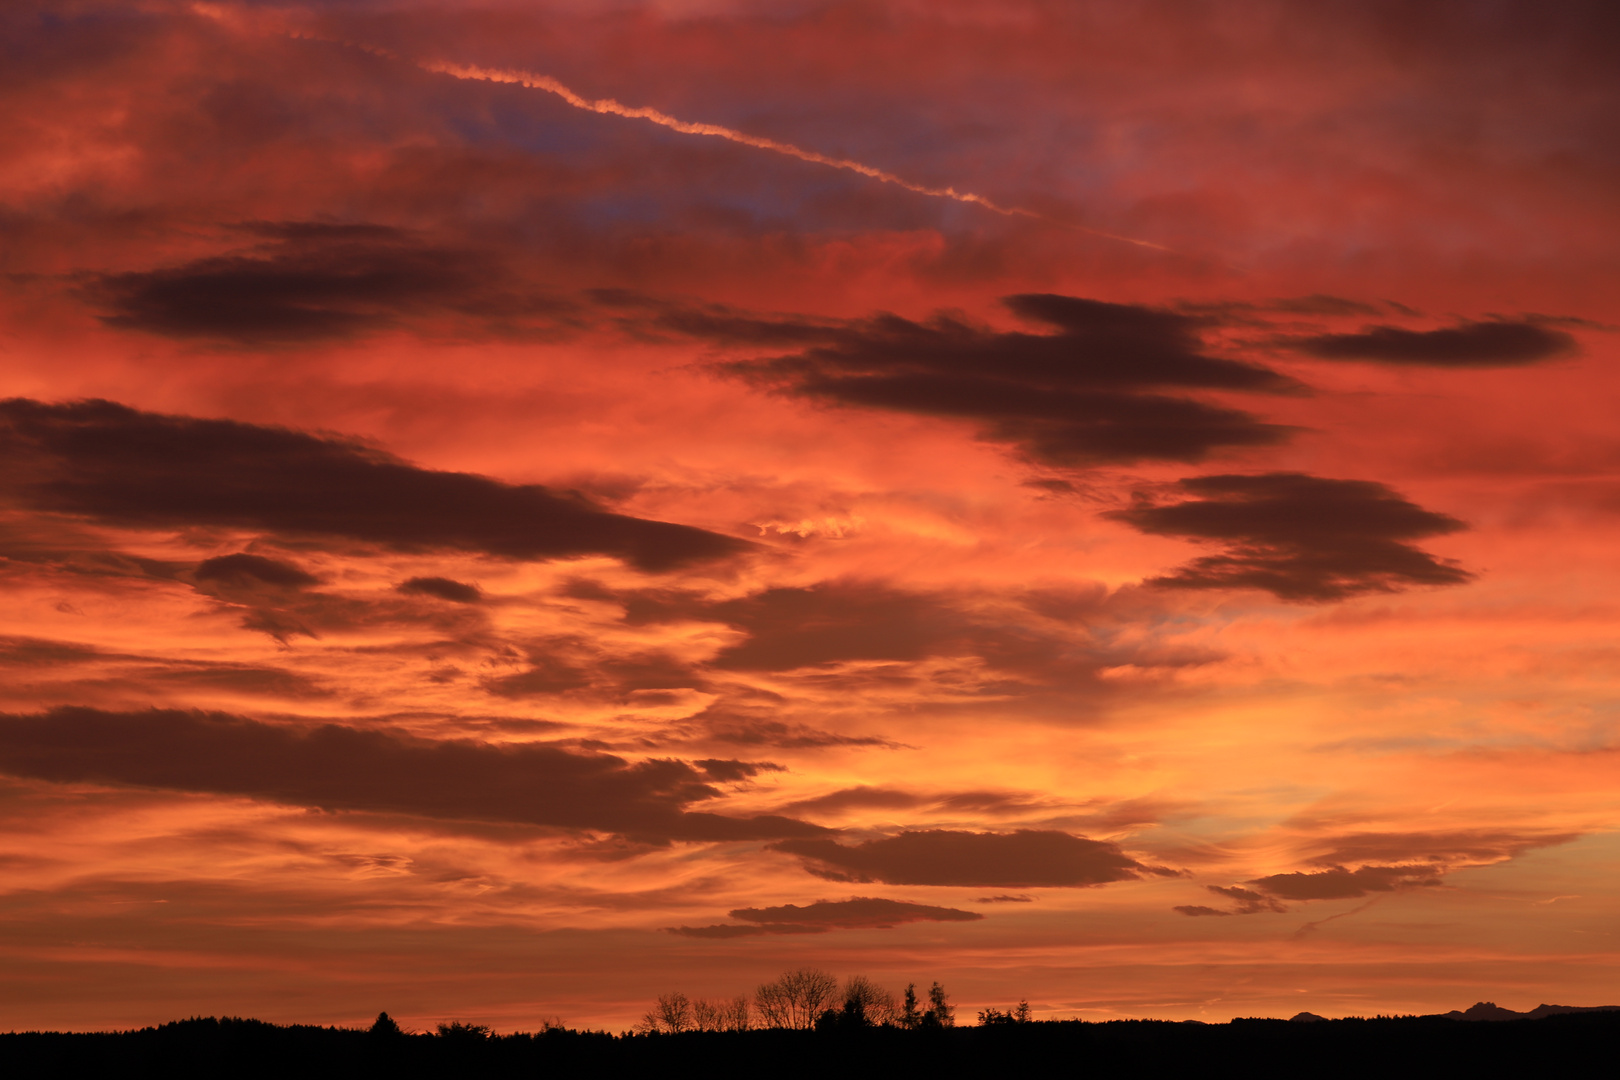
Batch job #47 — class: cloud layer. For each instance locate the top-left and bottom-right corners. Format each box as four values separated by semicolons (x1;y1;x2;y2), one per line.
670;896;983;937
1108;473;1472;600
772;829;1151;888
0;399;746;571
0;0;1613;1031
0;707;820;843
698;295;1297;465
1294;320;1578;366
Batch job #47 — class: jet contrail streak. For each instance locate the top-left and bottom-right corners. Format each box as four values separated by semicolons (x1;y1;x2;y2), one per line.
418;59;1171;253
202;5;1176;253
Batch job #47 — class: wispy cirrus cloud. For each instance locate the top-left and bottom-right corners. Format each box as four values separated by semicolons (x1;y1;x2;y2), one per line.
1173;830;1582;915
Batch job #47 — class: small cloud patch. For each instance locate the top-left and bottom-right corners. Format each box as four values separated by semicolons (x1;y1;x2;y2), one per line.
397;576;482;603
668;896;983;937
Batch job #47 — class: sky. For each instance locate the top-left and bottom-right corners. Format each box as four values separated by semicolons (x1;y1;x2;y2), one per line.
1;0;1617;1032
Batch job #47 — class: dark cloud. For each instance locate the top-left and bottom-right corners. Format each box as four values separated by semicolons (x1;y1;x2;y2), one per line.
0;636;328;700
783;785;1083;821
1293;320;1577;366
0;635;104;667
699;715;903;751
1248;864;1442;901
1107;472;1472;601
732;896;983;928
397;576;482;603
1177;830;1580;915
0;706;826;843
0;398;748;571
932;790;1049;815
139;664;331;699
782;786;925;816
1208;884;1286;913
626;582;964;670
1308;829;1579;867
1176;296;1388;321
88;224;575;344
667;922;822;939
195;553;318;589
680;293;1298;466
693;758;785;782
477;637;702;700
669;896;983;937
1171;871;1424;915
626;580;1153;686
707;585;967;670
771;829;1148;888
974;894;1034;903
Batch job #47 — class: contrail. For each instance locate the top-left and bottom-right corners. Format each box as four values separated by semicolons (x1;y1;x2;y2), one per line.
211;0;1174;255
417;59;1171;253
1293;896;1382;938
424;62;1023;214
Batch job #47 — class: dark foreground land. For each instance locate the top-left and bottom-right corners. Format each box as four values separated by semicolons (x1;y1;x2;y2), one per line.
6;1012;1620;1079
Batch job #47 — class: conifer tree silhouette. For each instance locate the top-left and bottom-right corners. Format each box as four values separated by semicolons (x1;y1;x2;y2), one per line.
901;983;922;1029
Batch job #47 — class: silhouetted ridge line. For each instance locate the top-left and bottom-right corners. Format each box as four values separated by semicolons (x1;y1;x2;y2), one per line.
6;1008;1620;1077
1435;1001;1620;1021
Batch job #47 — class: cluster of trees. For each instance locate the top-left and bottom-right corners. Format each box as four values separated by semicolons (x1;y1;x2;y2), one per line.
639;969;983;1033
978;1001;1034;1025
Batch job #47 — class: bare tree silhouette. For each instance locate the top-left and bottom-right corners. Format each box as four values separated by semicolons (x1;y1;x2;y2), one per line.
639;971;961;1034
841;975;898;1027
755;968;840;1029
637;992;694;1034
720;995;751;1032
690;996;751;1032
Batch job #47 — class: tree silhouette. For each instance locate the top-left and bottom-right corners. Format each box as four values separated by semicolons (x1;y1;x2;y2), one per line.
368;1012;402;1038
689;996;751;1032
691;998;721;1032
842;975;898;1027
754;968;840;1029
719;995;751;1032
922;982;954;1028
639;971;962;1034
900;983;921;1029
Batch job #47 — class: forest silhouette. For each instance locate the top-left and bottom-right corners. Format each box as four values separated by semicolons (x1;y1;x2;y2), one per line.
5;973;1618;1079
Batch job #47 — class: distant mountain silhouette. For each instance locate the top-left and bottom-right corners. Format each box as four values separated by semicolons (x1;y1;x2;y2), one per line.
1288;1012;1328;1022
1436;1001;1620;1021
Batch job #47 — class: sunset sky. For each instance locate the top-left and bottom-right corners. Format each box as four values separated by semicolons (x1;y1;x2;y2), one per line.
2;0;1618;1031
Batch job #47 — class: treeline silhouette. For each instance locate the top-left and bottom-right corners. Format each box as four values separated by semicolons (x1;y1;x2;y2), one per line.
5;1008;1620;1078
637;968;969;1032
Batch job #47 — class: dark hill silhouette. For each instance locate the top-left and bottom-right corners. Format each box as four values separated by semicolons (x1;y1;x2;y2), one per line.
6;1008;1620;1078
1436;1001;1620;1021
